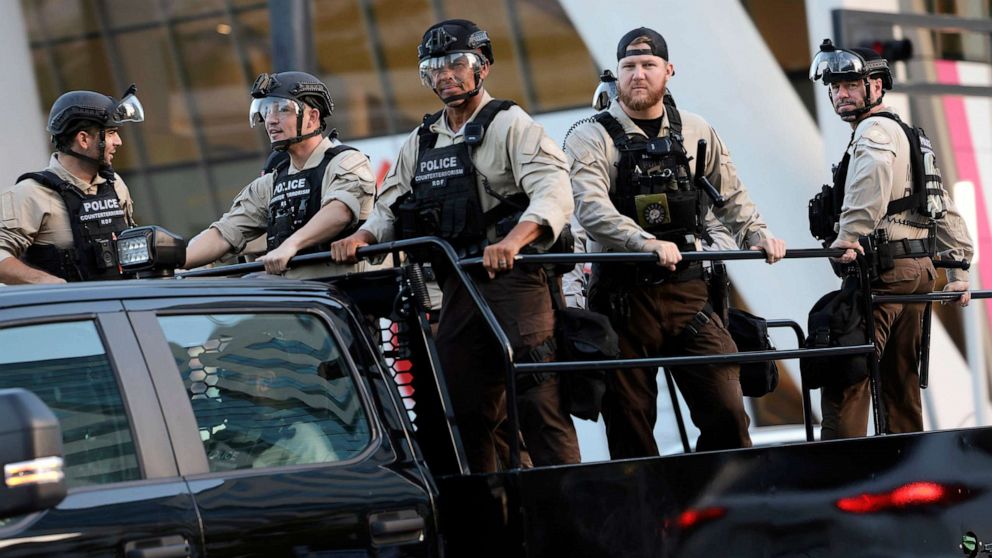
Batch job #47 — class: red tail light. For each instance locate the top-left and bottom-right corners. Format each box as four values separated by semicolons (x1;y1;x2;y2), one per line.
677;506;726;530
836;481;951;514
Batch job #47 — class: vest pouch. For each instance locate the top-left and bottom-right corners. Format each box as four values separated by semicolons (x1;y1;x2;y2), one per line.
391;192;423;240
808;185;837;244
921;140;947;220
266;206;294;251
659;188;698;233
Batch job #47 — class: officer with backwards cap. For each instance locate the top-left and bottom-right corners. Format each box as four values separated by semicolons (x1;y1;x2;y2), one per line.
184;71;374;278
564;28;787;458
0;87;144;284
332;19;579;472
808;40;972;438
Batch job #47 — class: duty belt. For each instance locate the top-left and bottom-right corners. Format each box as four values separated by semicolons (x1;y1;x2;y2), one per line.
889;238;930;259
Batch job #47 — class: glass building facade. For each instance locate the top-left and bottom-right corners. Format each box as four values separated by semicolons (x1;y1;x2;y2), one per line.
22;0;600;237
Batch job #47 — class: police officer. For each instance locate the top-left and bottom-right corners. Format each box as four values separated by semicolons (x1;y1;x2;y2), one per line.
332;19;579;472
565;28;786;458
809;41;973;438
0;87;144;284
184;72;374;278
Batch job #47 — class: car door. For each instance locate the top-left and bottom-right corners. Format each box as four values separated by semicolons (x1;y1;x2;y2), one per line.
125;293;436;557
0;301;202;557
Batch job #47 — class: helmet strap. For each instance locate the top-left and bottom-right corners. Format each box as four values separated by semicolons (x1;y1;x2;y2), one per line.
270;104;322;152
60;128;109;171
830;78;884;122
437;71;485;106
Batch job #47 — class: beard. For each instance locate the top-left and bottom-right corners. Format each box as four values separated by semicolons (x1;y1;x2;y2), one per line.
618;83;665;112
833;98;865;122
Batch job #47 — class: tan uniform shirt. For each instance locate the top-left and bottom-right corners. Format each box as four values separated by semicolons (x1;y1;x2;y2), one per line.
210;137;376;278
0;153;135;262
565;101;774;254
362;91;573;249
838;109;973;282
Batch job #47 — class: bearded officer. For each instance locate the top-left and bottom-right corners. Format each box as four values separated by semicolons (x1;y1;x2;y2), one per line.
332;19;579;472
184;71;375;278
809;41;972;438
0;87;144;284
565;28;786;458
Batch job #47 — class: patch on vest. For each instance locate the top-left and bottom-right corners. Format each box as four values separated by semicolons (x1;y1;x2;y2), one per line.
635;193;671;227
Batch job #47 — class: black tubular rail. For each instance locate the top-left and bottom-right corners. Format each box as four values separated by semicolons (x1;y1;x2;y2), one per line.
178;238;985;471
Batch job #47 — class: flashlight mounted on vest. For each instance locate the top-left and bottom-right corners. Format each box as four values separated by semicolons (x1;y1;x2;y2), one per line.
117;226;186;278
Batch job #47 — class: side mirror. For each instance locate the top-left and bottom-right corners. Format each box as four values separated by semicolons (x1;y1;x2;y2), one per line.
0;388;66;519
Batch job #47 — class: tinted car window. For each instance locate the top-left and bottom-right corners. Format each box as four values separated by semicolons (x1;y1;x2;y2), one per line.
0;321;141;487
158;313;371;472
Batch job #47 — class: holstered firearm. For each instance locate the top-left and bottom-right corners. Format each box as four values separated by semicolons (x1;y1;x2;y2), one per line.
707;260;730;326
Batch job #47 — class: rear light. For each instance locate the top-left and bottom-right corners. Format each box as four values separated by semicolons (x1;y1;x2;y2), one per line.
677;506;726;530
836;481;962;514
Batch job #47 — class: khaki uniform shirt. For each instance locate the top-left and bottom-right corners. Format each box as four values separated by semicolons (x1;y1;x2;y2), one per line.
565;101;774;255
362;91;573;249
210;137;376;279
838;109;973;282
0;153;135;262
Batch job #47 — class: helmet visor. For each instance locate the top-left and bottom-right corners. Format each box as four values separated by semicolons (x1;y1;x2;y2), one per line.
418;52;483;89
112;94;145;124
809;49;865;84
249;97;301;128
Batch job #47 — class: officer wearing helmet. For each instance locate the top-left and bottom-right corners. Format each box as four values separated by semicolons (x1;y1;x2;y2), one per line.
184;71;375;278
332;19;579;472
0;87;144;284
564;28;788;458
809;40;973;438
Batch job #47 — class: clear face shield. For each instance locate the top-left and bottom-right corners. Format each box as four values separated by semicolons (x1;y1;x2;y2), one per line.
249;97;302;128
418;52;484;89
808;48;866;84
112;93;145;124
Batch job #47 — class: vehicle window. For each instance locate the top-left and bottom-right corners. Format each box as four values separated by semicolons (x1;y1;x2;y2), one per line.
157;313;371;472
0;321;141;488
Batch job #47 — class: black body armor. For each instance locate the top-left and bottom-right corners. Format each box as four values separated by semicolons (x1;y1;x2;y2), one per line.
393;99;521;257
17;171;129;282
594;102;706;252
266;144;358;252
808;112;946;246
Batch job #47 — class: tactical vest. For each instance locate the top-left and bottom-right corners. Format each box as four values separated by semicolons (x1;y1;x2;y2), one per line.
808;112;946;245
394;99;524;255
266;144;359;253
594;100;706;250
17;170;129;282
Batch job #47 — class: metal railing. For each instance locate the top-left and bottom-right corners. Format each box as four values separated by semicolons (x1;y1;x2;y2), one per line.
178;238;986;471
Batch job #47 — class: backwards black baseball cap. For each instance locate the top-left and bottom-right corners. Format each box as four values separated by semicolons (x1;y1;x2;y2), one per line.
617;27;669;61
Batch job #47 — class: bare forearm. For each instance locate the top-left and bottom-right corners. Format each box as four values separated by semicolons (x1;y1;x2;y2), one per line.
0;257;64;284
279;201;353;253
184;228;234;268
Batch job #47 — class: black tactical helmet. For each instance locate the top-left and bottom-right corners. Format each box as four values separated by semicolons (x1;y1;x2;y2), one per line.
47;85;143;173
249;71;334;151
810;39;892;121
47;86;144;137
809;39;892;90
849;47;894;90
250;71;334;120
417;19;494;65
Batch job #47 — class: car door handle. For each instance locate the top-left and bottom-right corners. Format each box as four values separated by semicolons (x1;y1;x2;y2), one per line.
123;535;190;558
369;510;426;545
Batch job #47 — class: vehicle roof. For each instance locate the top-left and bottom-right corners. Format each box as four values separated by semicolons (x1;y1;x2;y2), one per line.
0;278;341;310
